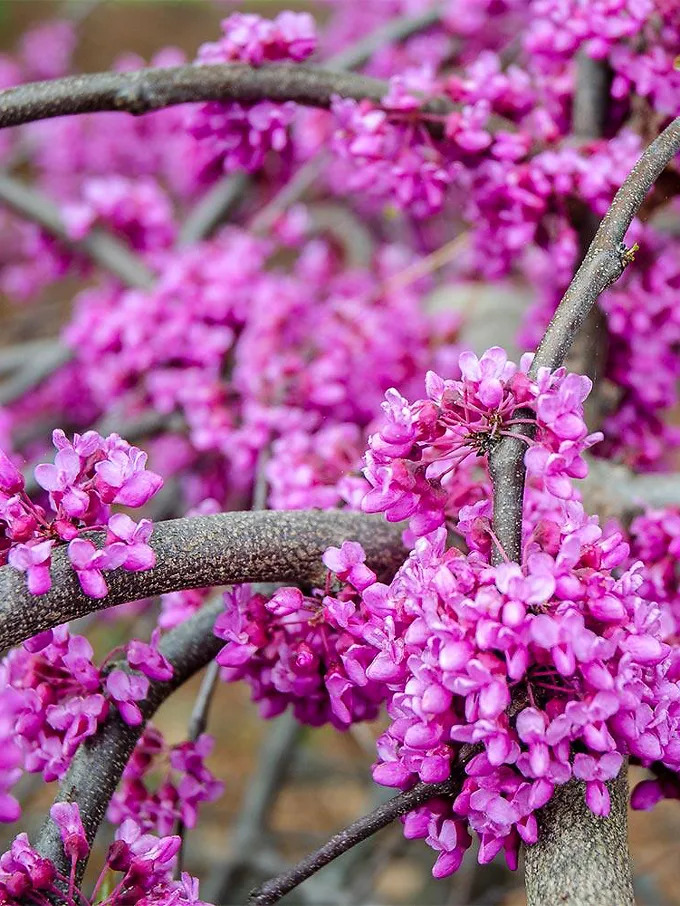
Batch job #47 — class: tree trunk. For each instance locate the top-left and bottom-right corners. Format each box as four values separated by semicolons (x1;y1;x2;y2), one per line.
524;766;635;906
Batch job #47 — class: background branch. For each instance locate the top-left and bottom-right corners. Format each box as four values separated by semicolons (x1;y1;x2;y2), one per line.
0;509;406;651
0;173;154;289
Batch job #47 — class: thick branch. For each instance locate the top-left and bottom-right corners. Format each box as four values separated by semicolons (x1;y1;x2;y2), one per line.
524;767;634;906
34;597;224;881
248;749;474;906
0;64;447;130
0;173;154;289
0;510;406;651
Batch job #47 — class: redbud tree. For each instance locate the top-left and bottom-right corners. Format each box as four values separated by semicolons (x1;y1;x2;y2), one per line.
0;2;678;904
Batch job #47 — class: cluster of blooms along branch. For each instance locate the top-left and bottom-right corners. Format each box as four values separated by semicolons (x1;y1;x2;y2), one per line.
0;2;678;905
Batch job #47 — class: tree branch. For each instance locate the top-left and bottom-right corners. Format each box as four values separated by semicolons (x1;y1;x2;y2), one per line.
0;510;406;652
487;79;680;906
34;597;224;883
0;173;154;289
489;115;680;564
248;747;475;906
324;7;441;72
0;64;449;131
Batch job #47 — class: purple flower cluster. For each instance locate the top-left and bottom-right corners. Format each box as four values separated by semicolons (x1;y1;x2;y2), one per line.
64;233;459;506
0;626;177;824
1;429;162;598
363;346;601;536
1;807;211;905
188;12;317;176
62;176;176;256
108;726;223;836
352;517;680;875
214;549;389;728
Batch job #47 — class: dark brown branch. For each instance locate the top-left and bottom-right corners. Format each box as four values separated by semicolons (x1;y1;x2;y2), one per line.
34;597;224;883
0;64;447;130
248;748;475;906
0;173;154;289
0;510;406;652
533;116;680;375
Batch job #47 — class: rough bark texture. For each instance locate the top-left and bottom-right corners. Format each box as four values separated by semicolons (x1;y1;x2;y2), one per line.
0;63;447;129
525;767;634;906
0;510;406;651
34;598;224;886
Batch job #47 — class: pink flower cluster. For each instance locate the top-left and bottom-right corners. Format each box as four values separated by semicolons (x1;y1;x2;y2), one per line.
0;625;178;822
1;806;211;905
0;429;162;598
188;12;317;175
108;725;223;836
61;176;176;256
64;234;459;507
362;346;601;536
352;517;680;875
214;547;389;728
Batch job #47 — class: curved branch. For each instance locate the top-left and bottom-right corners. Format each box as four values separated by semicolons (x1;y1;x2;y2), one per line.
0;64;448;131
248;748;475;906
34;597;224;882
489;115;680;563
533;116;680;375
0;173;154;289
0;510;406;651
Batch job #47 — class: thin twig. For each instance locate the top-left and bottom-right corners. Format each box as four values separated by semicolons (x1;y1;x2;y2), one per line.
324;7;441;72
0;509;406;651
248;748;475;906
249;155;326;235
0;173;154;289
177;172;249;246
0;341;72;406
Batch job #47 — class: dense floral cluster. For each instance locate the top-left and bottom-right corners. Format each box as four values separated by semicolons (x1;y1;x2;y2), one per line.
0;429;161;597
350;351;680;873
359;521;679;874
0;0;679;897
214;556;388;728
363;347;600;535
188;12;317;177
1;805;210;905
62;235;459;506
0;624;180;822
108;725;223;836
